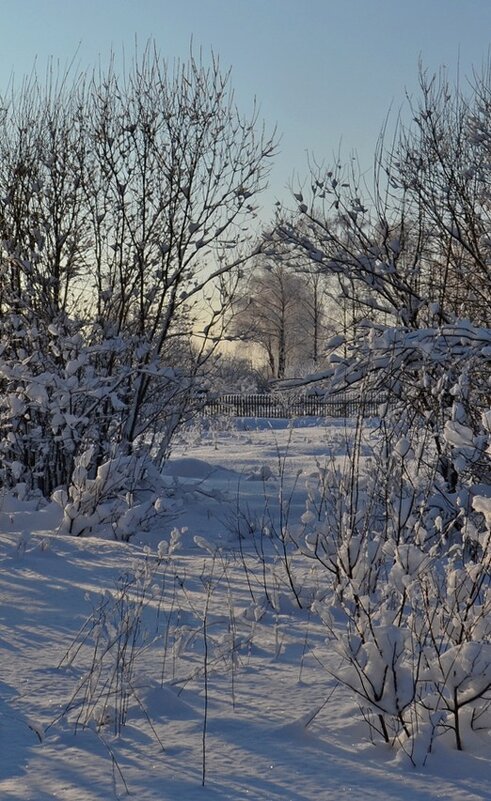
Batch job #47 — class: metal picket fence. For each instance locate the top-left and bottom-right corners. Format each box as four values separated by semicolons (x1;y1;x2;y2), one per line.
204;392;386;419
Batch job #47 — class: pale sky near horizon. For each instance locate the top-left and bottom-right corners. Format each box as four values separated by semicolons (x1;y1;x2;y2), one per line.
2;0;491;216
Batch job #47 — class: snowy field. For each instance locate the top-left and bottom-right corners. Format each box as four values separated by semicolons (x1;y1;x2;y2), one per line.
0;417;490;801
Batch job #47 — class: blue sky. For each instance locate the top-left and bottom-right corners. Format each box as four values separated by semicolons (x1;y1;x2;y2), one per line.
2;0;491;213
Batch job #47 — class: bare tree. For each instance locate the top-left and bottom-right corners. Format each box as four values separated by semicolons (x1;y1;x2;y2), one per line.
271;62;491;496
0;46;277;494
231;260;324;379
394;65;491;327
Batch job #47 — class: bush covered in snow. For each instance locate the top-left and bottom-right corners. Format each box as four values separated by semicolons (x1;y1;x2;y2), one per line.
301;424;491;761
267;65;491;760
0;48;275;529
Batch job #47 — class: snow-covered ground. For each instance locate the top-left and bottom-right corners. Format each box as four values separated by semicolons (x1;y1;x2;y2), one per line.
1;417;490;800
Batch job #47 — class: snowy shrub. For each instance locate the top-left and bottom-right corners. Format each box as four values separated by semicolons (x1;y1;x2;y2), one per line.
0;47;275;519
274;317;491;761
304;423;491;761
270;73;491;757
0;308;194;531
52;448;168;539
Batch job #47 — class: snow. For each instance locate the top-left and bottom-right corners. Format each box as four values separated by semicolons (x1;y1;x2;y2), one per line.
0;417;490;800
